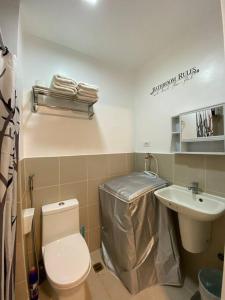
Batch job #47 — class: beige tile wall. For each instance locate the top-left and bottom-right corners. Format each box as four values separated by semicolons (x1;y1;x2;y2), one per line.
19;153;134;268
15;160;29;299
135;153;225;282
17;151;224;294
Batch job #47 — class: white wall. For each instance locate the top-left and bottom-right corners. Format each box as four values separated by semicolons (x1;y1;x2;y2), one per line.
0;0;24;157
0;0;20;55
134;2;225;153
21;0;225;157
22;33;134;157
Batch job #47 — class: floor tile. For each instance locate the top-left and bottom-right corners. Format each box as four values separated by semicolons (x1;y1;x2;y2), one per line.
147;285;192;300
39;249;196;300
39;280;52;300
86;268;111;300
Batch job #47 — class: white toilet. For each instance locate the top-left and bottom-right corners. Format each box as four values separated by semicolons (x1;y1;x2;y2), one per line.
41;199;91;300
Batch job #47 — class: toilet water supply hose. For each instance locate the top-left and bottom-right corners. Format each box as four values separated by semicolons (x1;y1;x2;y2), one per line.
28;175;40;285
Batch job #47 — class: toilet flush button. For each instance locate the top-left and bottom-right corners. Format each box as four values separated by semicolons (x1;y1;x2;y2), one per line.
58;202;65;206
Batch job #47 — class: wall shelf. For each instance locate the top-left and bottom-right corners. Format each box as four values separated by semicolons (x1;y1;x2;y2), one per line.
32;86;97;119
182;135;225;142
175;152;225;155
171;103;225;155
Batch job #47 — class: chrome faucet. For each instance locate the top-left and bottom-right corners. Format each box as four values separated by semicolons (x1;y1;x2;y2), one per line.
187;182;200;194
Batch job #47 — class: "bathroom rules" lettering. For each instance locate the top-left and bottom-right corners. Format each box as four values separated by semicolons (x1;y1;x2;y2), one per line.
150;67;200;96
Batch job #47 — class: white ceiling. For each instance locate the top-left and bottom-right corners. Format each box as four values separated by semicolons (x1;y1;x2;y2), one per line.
20;0;222;70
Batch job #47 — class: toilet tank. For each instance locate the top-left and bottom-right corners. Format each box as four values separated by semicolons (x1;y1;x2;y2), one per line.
42;199;79;246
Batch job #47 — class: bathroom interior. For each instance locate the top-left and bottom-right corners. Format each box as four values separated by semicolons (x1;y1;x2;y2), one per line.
1;0;225;299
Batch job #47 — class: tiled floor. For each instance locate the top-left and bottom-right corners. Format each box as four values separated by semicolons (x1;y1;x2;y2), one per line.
39;250;197;300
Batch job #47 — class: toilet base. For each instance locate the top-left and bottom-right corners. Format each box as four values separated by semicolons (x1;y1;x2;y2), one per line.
51;281;90;300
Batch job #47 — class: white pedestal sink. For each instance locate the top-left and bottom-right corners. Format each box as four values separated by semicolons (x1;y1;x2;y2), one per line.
154;185;225;253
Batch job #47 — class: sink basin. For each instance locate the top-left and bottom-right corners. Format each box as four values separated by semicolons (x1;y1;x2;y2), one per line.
154;185;225;222
154;185;225;253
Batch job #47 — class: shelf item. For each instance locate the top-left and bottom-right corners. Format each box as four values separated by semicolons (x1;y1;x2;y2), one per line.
32;86;97;119
171;103;225;155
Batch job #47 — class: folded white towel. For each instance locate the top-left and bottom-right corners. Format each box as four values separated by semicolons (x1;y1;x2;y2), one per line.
77;89;98;98
78;82;98;93
54;75;78;87
76;94;98;102
52;82;77;95
54;82;77;93
51;74;78;95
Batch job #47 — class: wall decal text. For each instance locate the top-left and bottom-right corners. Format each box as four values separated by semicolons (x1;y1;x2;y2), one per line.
150;67;200;96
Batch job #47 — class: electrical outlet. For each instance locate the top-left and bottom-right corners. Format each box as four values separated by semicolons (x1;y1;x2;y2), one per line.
144;141;150;147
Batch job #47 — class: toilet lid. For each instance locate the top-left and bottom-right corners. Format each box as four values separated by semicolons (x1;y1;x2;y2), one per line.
43;233;91;288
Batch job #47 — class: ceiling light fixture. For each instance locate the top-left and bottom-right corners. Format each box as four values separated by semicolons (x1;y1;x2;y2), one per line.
83;0;98;5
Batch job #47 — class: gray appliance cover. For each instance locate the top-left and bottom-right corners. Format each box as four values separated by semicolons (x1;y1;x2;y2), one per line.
99;172;182;294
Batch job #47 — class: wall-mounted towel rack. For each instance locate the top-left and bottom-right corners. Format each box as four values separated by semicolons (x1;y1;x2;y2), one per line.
32;86;97;119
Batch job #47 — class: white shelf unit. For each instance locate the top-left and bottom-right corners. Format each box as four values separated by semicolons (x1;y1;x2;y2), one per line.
171;115;181;153
172;115;180;133
171;104;225;155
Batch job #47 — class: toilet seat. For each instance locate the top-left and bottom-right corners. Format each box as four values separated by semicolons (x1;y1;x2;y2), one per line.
43;233;91;290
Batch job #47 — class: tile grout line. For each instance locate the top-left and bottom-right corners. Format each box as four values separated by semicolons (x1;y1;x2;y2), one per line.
24;159;28;208
86;156;90;247
58;157;61;201
203;155;207;192
60;179;88;185
172;154;175;183
32;184;60;191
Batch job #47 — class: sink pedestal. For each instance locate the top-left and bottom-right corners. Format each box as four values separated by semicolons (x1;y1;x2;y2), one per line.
178;213;211;253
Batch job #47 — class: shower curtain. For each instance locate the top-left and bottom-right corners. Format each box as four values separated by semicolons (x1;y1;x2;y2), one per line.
0;50;19;300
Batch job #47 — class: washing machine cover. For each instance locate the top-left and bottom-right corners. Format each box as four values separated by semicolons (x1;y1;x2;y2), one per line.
99;172;182;294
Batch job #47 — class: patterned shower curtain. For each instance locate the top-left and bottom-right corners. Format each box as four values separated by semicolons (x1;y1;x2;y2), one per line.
0;50;19;300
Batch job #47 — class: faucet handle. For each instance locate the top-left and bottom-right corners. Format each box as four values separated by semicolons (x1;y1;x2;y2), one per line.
187;182;201;194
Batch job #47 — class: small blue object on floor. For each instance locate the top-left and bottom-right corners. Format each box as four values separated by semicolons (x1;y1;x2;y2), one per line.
198;268;223;300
